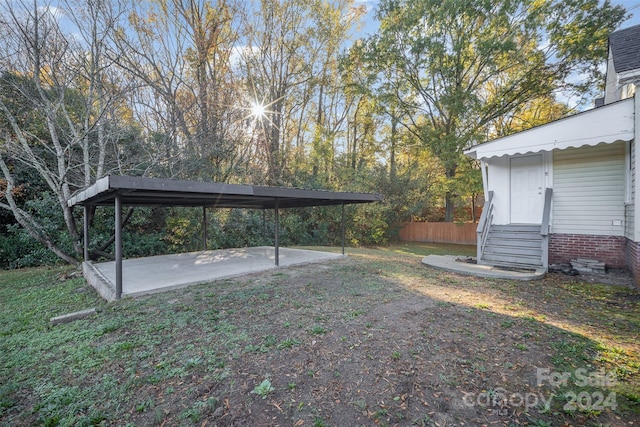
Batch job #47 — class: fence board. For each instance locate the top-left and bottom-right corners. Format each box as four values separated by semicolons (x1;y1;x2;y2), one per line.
398;222;477;245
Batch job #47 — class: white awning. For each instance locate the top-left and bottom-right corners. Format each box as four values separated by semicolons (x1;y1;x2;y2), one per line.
465;97;635;160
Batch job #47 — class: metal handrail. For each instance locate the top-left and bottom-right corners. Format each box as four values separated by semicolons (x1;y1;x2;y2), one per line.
480;205;494;253
477;191;494;233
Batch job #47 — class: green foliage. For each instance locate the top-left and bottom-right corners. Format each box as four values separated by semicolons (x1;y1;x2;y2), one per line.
0;192;74;268
0;224;61;269
354;0;626;220
123;231;168;258
349;203;389;246
0;381;18;416
165;213;202;251
85;207;170;261
206;209;269;249
2;199;400;269
0;65;147;266
277;338;301;349
251;379;275;399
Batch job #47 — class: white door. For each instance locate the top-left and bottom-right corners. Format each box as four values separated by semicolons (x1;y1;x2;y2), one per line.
510;155;544;224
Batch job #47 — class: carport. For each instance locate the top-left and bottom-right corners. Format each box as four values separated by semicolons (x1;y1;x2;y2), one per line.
67;175;382;300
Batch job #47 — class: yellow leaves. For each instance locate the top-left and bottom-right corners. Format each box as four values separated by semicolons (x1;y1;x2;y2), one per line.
164;216;196;247
0;179;26;200
494;95;570;137
127;11;141;28
146;11;159;25
37;65;55;89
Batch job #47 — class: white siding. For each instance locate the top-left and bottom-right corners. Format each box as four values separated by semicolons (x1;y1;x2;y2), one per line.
604;46;621;104
552;142;626;235
626;141;635;240
486;156;510;224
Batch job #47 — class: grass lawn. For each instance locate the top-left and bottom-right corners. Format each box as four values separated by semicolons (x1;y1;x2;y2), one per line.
1;243;639;426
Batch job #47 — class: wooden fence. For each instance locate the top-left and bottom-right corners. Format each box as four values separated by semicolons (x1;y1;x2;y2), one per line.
398;222;477;245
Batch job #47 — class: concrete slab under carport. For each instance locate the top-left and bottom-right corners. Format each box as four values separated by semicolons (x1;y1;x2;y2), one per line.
83;246;344;301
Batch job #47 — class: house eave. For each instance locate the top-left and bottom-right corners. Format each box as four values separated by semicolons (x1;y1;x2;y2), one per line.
464;97;635;160
618;69;640;86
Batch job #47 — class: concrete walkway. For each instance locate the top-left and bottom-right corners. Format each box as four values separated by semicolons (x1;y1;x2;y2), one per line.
84;246;343;300
422;255;546;281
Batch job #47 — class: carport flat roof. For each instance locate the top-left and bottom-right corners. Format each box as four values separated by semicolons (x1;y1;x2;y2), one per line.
67;175;382;209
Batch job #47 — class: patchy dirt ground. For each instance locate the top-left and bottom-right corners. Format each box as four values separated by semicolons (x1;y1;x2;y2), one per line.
2;246;639;426
123;251;639;426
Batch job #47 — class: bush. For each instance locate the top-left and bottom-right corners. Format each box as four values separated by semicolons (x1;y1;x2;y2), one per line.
0;192;74;269
348;203;389;246
0;224;62;268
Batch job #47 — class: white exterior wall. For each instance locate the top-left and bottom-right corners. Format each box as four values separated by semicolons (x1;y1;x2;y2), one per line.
485;156;510;225
552;142;626;236
626;141;635;240
604;46;620;104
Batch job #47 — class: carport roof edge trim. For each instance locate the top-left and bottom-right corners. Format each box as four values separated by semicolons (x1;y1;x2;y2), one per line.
67;175;383;209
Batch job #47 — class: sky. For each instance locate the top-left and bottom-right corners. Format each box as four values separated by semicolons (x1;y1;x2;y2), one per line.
616;1;640;28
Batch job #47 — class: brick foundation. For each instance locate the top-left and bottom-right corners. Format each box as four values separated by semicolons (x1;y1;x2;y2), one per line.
625;239;640;285
548;233;627;269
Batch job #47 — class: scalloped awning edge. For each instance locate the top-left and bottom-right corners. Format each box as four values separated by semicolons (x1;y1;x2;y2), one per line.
465;97;634;160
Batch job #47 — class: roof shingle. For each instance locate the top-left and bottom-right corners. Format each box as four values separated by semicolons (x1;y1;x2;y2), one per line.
609;24;640;73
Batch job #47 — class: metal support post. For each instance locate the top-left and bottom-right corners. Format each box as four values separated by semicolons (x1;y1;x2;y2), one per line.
202;206;208;250
341;203;345;255
83;205;89;262
274;199;279;266
115;194;123;300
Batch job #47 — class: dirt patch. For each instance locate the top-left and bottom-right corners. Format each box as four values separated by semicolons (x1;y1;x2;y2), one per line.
120;254;639;426
566;269;636;287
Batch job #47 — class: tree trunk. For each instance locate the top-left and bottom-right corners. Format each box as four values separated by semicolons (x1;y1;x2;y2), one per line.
389;115;397;182
444;166;457;222
471;193;478;223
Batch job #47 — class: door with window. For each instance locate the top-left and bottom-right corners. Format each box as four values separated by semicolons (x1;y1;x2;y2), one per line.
510;155;544;224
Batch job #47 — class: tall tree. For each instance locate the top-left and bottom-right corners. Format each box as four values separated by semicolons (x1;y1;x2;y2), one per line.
241;0;361;185
0;0;137;264
111;0;245;181
359;0;627;221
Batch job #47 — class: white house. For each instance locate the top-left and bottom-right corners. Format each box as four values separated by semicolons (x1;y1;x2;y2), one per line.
464;24;640;284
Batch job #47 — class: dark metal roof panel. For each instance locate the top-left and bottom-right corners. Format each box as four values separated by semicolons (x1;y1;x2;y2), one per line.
609;24;640;73
67;175;382;209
